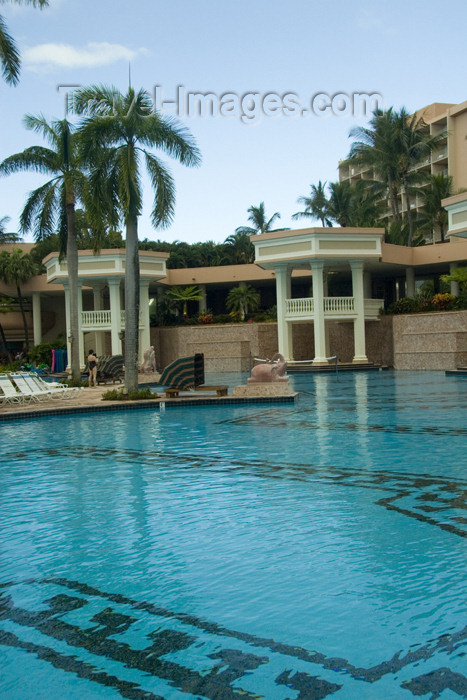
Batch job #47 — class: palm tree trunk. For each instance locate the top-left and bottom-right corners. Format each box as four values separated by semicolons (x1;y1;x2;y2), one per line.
16;285;30;351
0;321;12;363
66;199;81;383
403;176;414;247
387;168;400;221
125;215;140;392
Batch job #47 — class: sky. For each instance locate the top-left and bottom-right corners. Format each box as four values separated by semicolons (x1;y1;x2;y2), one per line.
1;0;467;245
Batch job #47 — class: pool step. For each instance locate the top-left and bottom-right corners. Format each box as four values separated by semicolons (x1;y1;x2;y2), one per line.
287;362;384;373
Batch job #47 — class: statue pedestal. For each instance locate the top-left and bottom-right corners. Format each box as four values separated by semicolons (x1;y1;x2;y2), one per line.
233;379;295;397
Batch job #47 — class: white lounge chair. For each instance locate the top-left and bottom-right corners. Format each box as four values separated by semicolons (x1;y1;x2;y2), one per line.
25;372;82;399
0;373;27;404
10;373;51;402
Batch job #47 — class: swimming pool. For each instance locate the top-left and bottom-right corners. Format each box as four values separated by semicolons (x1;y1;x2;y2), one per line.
1;370;466;699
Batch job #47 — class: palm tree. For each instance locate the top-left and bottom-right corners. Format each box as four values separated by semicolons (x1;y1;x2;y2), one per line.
326;182;354;227
0;294;14;362
0;247;37;350
0;115;88;382
292;181;332;226
226;285;260;320
74;84;201;391
166;285;202;317
393;108;443;245
419;173;452;243
223;231;255;264
236;202;281;235
0;216;21;243
0;0;48;85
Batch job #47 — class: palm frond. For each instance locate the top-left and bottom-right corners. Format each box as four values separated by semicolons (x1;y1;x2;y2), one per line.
144;151;175;228
0;13;20;85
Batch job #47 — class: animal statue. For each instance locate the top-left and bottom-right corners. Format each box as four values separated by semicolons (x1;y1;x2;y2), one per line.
142;346;156;373
249;353;288;383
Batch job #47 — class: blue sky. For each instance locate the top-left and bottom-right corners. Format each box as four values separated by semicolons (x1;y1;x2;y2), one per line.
1;0;467;244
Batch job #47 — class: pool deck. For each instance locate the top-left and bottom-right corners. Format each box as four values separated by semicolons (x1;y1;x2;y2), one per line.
0;372;298;421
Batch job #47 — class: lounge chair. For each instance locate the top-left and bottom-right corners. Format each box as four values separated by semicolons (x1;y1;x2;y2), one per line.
10;372;53;402
96;355;125;384
158;353;228;398
21;372;82;399
0;373;26;405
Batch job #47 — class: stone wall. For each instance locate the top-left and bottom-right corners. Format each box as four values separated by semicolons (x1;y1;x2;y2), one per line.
151;313;467;372
392;310;467;370
152;318;393;372
151;323;278;372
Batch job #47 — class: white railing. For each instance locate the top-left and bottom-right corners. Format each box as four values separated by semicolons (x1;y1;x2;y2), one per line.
285;297;383;320
81;309;142;328
286;298;314;316
81;310;112;327
324;297;354;314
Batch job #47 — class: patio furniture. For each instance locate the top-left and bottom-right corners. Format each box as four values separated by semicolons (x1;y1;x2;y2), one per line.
10;372;52;402
0;374;25;405
96;355;125;384
159;353;228;398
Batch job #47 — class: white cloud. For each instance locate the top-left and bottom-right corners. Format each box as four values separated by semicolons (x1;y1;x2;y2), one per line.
23;42;148;70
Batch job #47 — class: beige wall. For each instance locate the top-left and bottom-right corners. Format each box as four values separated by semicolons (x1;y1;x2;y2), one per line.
151;322;279;372
392;310;467;370
152;318;394;372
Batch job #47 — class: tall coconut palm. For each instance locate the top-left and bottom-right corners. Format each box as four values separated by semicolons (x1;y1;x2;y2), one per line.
223;231;255;264
0;247;37;350
0;216;21;242
393;108;443;245
73;84;201;391
0;115;88;382
326;182;354;227
292;181;332;226
348;108;402;222
419;173;452;243
226;284;260;320
0;0;48;85
235;202;281;235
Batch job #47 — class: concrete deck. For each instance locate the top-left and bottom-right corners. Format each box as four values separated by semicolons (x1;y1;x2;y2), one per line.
0;372;297;420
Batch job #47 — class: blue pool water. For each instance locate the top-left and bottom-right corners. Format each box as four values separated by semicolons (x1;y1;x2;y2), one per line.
1;370;466;699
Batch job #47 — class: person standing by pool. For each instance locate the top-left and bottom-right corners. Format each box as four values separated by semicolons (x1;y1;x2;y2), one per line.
87;349;98;387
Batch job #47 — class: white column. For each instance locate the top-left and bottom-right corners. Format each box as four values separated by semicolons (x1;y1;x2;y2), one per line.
311;261;327;364
199;284;207;312
351;260;368;363
140;279;151;365
274;265;292;360
405;267;415;298
108;279;122;355
32;292;42;346
92;284;104;356
450;263;460;297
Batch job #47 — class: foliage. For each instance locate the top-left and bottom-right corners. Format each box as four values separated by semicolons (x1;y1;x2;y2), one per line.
0;0;48;86
28;339;66;367
0;216;22;243
0;359;21;372
74;83;201;392
198;311;213;324
441;266;467;291
293;180;331;226
431;293;455;310
0;247;38;349
347;107;444;245
226;285;260;320
235;202;281;236
102;387;155;401
166;285;203;316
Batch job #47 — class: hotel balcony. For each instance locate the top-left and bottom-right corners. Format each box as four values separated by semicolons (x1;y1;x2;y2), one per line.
285;297;383;321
